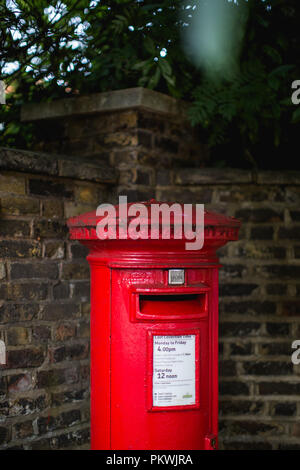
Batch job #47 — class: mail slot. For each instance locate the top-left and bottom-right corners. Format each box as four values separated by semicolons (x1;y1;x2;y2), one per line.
67;199;240;450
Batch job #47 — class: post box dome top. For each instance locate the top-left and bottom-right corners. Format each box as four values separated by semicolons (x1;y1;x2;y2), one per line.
67;199;240;242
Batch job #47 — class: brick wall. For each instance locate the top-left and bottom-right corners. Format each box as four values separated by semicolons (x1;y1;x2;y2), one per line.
155;168;300;450
1;87;299;450
0;148;116;449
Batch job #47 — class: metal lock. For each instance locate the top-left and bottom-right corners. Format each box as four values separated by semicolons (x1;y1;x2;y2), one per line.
168;269;185;285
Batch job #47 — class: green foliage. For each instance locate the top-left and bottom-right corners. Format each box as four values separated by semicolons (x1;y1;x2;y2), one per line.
188;0;299;167
0;0;299;168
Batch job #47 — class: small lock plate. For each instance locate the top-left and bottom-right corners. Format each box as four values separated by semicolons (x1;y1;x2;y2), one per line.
168;269;185;285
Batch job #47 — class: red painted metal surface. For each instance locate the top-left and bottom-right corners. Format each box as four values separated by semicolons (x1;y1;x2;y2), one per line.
67;200;240;450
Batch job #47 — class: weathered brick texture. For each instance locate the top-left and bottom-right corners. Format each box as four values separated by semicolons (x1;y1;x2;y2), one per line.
1;88;299;450
0;148;117;449
157;168;300;450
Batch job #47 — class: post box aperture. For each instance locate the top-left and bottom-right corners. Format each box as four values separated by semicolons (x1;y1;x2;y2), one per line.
67;199;240;450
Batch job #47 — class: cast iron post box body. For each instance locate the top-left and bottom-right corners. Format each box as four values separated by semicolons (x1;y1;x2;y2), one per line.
67;200;240;450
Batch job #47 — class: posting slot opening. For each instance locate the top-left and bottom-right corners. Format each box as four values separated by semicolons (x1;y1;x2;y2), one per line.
139;293;207;318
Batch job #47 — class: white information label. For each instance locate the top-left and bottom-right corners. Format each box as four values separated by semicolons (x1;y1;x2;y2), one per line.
152;335;196;407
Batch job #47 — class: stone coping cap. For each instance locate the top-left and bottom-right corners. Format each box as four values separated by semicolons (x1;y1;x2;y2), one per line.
0;147;117;183
21;87;189;122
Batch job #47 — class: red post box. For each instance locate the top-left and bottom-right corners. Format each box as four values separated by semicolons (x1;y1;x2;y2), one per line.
67;200;240;450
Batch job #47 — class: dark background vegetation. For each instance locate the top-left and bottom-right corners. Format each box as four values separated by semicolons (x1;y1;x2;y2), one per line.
0;0;299;169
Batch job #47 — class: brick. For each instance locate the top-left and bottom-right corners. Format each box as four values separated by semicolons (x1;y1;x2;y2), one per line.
116;188;154;204
135;169;151;186
0;426;9;445
34;219;68;239
220;300;276;315
29;179;73;198
7;347;45;368
138;130;152;148
220;400;264;415
259;342;291;356
0;196;40;215
0;240;41;258
32;326;51;343
138;112;165;133
54;324;76;342
113;149;137;166
219;381;249;396
281;301;300;316
290;210;300;222
156;170;172;186
36;367;79;388
266;323;290;336
37;409;81;434
13;420;33;439
69;243;89;259
44;241;65;259
230;343;252;355
0;376;6;398
219;284;258;297
49;342;89;363
81;303;90;316
74;185;99;204
1;219;31;238
77;321;90;338
273;187;300;203
219;264;246;280
64;201;95;218
7;374;32;394
0;173;26;194
273;402;296;416
257;170;300;185
42;199;64;218
232;243;286;259
235;208;283;223
175;168;252;185
219;187;268;202
10;262;58;280
51;388;88;406
259;382;300;395
266;284;287;295
295;246;300;258
0;401;9;417
7;327;29;346
222;441;273;450
278;443;300;450
279;227;300;240
61;262;90;280
0;283;48;301
59;159;116;184
250;226;274;240
242;361;292;375
72;281;90;301
50;427;90;449
9;395;47;416
158;188;212;204
220;322;261;337
219;360;236;376
30;439;51;450
255;264;300;280
220;420;283;436
137;151;171;167
0;262;5;280
53;282;70;299
291;423;300;437
0;303;39;323
155;136;178;154
40;303;80;321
